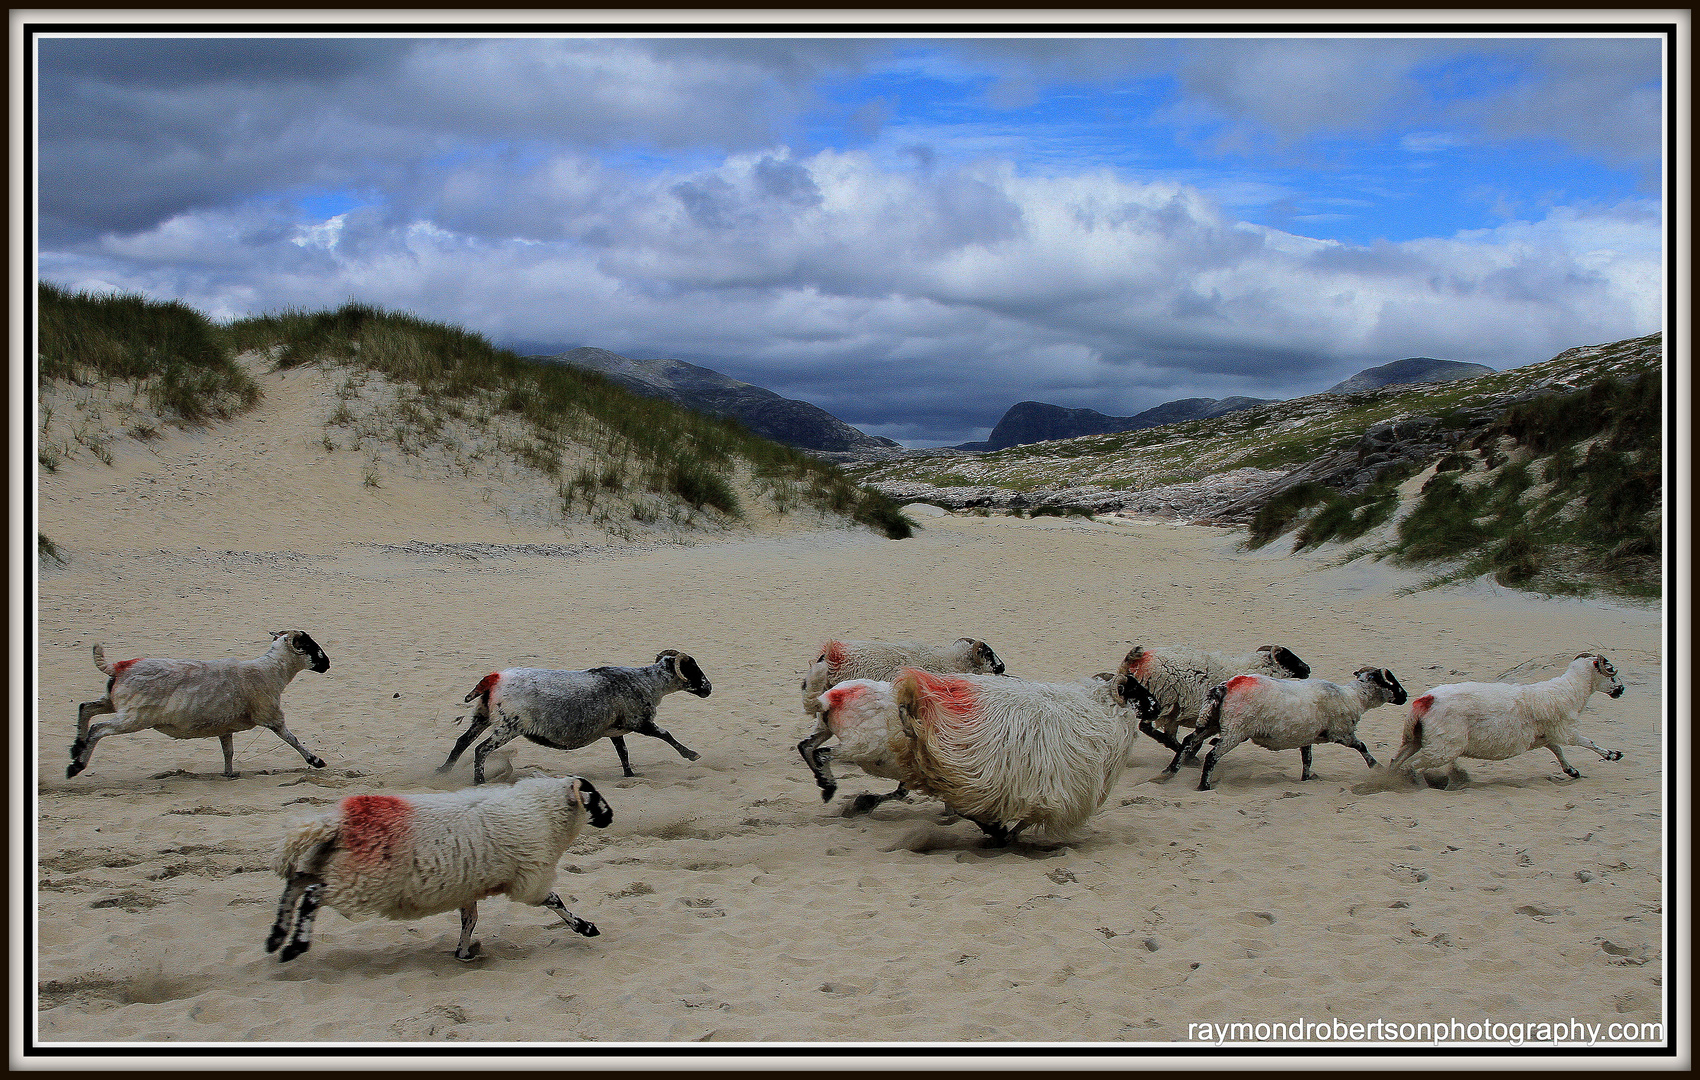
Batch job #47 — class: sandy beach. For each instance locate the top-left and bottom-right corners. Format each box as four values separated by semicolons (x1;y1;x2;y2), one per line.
29;361;1669;1056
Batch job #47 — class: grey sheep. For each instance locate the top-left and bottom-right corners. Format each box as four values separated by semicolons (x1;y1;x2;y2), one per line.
439;650;712;784
69;630;331;779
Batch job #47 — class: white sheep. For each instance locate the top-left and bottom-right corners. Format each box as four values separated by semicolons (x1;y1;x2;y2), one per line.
1119;643;1311;757
68;630;332;779
266;774;613;962
1387;653;1626;787
890;668;1161;845
439;650;711;784
797;637;1005;812
801;679;910;813
1174;667;1407;790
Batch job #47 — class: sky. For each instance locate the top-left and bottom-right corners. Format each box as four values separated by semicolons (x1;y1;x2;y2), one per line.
32;23;1668;446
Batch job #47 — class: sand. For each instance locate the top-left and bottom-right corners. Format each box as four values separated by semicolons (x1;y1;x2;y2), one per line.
27;360;1670;1061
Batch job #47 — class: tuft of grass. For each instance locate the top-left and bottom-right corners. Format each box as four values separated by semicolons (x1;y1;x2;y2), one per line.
39;533;66;564
38;282;261;424
1247;483;1332;549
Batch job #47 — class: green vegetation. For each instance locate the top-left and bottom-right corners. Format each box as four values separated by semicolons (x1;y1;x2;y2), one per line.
38;533;66;564
223;301;913;538
38;282;261;423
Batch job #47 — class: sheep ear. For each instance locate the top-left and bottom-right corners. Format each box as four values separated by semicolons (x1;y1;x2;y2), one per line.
270;630;287;640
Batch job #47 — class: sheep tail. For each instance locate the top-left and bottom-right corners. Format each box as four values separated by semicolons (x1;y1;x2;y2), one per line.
91;644;116;676
273;816;342;878
465;671;500;705
1199;681;1228;730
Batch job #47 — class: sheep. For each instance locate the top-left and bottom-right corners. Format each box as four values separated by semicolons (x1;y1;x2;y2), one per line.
802;679;911;813
797;637;1005;813
439;650;711;784
1173;667;1407;791
1119;644;1311;756
266;774;612;962
1387;653;1626;787
68;630;331;780
889;668;1161;845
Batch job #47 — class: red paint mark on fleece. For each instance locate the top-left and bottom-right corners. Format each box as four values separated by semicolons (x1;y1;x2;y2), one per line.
903;668;980;723
824;683;866;711
1124;650;1152;677
1223;674;1261;697
1410;694;1434;721
820;641;848;669
469;672;501;701
111;658;140;678
340;794;414;868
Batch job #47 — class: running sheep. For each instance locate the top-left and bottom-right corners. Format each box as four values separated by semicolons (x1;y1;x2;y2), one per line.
1387;653;1626;787
439;650;711;784
803;679;910;814
1119;643;1311;756
68;631;331;780
797;637;1005;813
266;774;613;962
1172;667;1407;791
891;669;1161;845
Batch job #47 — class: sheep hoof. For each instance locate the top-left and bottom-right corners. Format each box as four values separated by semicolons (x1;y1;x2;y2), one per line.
682;750;700;762
279;941;310;963
818;785;836;803
846;793;883;816
1605;750;1623;761
221;772;240;780
573;921;599;938
307;756;326;769
65;762;84;779
455;941;482;962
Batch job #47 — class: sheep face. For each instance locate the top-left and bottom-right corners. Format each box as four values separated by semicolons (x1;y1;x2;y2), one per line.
657;650;712;698
959;638;1006;675
1576;653;1626;699
273;629;331;673
1259;645;1311;679
1354;666;1408;706
1110;675;1162;721
572;777;614;828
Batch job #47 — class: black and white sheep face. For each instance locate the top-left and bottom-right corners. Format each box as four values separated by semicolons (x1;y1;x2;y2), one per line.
961;638;1007;675
273;629;331;673
657;650;712;698
1261;645;1311;679
1582;654;1626;698
572;777;614;828
1355;666;1407;705
1111;674;1162;721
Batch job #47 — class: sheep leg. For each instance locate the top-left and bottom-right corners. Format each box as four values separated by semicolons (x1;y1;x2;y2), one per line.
264;718;327;769
541;892;600;937
1138;717;1185;752
632;719;700;763
66;712;150;779
848;784;908;816
796;729;838;802
1570;735;1623;762
471;724;521;785
972;818;1014;847
1197;732;1246;791
456;902;481;961
219;733;238;778
1546;744;1582;779
1339;735;1377;769
437;711;492;773
75;695;114;742
610;735;636;777
1299;744;1315;781
270;839;333;959
1165;726;1213;776
278;882;324;963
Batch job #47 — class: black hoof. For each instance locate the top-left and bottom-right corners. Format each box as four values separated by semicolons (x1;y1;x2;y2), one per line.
308;757;326;769
66;762;85;779
1606;751;1623;761
576;922;600;938
279;940;310;963
264;929;286;953
682;751;700;761
846;793;883;816
455;941;482;962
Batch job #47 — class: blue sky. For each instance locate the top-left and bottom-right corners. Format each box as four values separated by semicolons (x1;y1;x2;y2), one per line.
34;25;1667;445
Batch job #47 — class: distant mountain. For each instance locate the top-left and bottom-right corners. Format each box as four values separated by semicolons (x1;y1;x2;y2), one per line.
1326;357;1494;396
532;347;899;453
956;396;1272;452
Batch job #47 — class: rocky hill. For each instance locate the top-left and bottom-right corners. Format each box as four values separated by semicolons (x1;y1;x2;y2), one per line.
956;396;1270;451
844;332;1662;597
535;347;898;454
1326;356;1496;395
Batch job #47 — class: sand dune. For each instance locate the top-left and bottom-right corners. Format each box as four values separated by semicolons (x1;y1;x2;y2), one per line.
29;360;1668;1058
